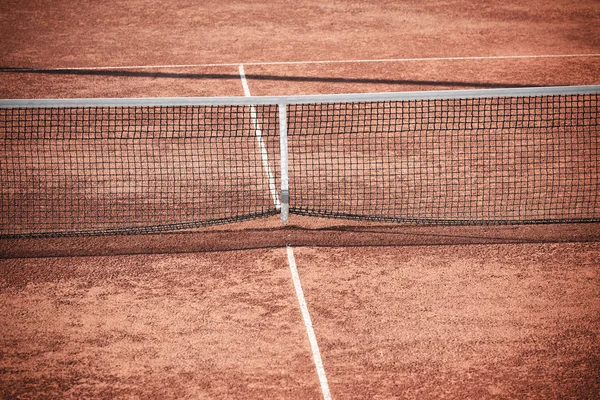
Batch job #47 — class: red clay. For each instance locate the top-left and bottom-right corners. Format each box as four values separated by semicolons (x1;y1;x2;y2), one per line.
295;243;600;399
1;243;598;398
1;0;598;98
0;249;322;399
1;0;599;398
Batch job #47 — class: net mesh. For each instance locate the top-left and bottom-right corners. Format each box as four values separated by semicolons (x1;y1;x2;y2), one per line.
1;89;598;238
287;95;599;223
1;105;280;236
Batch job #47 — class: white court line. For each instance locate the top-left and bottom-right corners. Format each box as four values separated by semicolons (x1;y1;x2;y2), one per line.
287;246;332;400
3;53;599;71
238;64;281;209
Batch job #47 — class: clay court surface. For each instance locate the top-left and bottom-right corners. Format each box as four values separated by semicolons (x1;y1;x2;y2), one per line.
1;0;600;399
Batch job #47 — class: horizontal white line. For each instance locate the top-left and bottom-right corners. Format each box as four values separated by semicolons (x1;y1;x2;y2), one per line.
1;54;599;71
1;85;598;108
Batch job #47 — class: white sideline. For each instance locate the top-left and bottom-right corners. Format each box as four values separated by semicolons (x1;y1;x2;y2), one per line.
239;68;330;397
287;246;332;400
3;53;599;71
238;64;280;209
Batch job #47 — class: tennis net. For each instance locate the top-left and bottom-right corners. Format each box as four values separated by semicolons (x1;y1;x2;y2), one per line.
1;85;599;237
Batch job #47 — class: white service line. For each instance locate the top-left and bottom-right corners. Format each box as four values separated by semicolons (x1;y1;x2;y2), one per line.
287;246;332;400
4;53;599;71
238;64;280;209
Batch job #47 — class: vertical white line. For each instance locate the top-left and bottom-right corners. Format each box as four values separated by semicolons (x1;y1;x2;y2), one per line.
286;246;332;400
238;64;280;209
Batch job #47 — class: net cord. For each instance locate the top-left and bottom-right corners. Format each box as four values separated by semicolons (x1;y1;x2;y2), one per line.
1;85;599;108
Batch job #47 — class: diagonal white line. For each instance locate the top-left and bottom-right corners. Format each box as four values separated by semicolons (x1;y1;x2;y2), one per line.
287;246;332;400
238;64;280;209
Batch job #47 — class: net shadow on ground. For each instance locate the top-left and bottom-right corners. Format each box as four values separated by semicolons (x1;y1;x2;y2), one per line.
1;221;599;259
0;68;540;89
